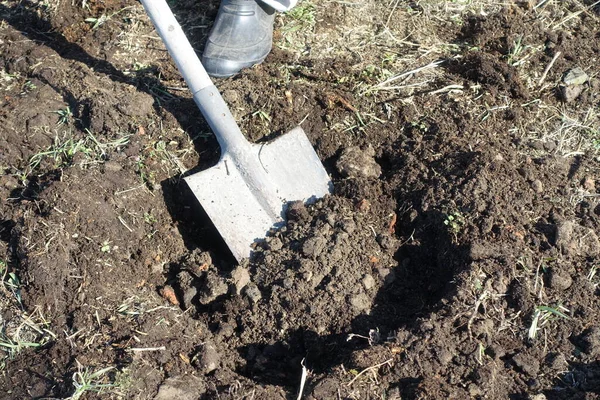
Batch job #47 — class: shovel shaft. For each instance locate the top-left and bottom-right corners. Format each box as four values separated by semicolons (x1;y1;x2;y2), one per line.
140;0;250;152
193;86;251;154
140;0;212;94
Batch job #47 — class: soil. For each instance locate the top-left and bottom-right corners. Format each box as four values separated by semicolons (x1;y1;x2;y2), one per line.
1;0;600;399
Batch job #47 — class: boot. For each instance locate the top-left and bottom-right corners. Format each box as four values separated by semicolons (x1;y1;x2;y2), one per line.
202;0;276;78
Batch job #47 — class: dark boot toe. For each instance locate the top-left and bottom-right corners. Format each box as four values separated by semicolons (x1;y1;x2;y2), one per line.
202;0;275;78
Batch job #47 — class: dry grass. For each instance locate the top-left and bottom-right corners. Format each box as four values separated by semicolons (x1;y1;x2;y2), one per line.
0;305;56;369
280;0;598;157
115;5;158;55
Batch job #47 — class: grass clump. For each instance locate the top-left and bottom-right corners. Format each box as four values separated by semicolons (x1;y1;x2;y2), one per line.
528;304;570;340
0;259;21;306
0;307;56;363
0;263;55;367
28;134;89;171
52;106;74;126
69;362;117;400
278;1;317;53
27;130;131;174
84;5;135;30
281;1;316;34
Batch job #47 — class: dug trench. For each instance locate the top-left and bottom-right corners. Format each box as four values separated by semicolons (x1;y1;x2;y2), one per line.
164;181;470;388
1;1;600;399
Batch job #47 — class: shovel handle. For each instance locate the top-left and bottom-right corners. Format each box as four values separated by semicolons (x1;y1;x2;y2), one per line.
140;0;212;94
141;0;250;152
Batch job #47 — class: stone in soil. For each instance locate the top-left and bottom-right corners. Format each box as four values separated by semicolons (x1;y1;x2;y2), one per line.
362;274;375;290
197;271;229;305
559;67;589;103
563;67;589;86
583;176;595;191
231;265;251;295
244;283;262;303
193;342;220;375
559;84;584;103
531;179;543;193
529;395;547;400
154;375;206;400
554;220;600;257
336;145;382;178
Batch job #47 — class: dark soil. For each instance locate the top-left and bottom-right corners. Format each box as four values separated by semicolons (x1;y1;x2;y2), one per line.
1;0;600;399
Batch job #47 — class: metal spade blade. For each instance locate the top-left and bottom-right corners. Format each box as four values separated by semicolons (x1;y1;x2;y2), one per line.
141;0;332;262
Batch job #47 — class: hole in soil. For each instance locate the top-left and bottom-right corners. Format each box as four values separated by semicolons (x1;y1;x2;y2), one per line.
0;219;16;243
9;170;63;204
445;52;527;98
236;208;469;387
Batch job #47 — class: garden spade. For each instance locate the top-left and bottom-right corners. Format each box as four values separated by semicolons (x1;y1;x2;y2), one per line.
141;0;332;262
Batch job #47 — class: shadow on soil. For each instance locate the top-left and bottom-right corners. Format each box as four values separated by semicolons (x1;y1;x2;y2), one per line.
544;361;600;399
160;178;236;262
0;0;222;192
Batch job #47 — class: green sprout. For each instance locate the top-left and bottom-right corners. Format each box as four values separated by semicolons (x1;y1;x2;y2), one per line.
281;1;316;34
528;304;569;340
444;212;465;234
252;110;271;125
53;106;73;125
1;260;22;306
100;241;111;253
143;213;157;224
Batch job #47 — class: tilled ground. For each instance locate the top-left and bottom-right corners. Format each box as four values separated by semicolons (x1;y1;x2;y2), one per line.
1;0;600;399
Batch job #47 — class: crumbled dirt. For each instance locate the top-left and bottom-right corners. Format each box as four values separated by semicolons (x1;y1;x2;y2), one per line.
1;0;600;399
